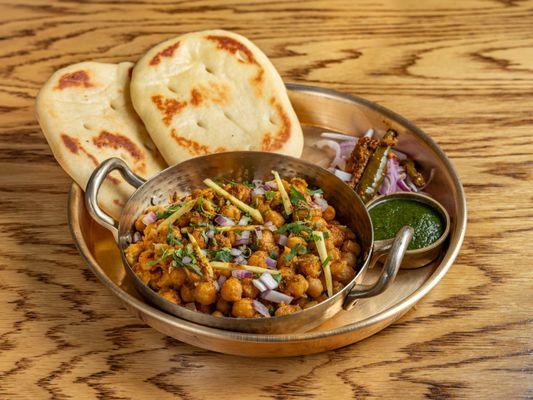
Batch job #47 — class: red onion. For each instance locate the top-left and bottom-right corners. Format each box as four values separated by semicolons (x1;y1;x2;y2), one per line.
235;239;250;246
277;234;288;246
238;216;250;226
261;289;293;304
252;278;267;292
265;257;277;269
315;139;344;169
252;187;265;197
206;229;215;239
182;256;192;264
264;221;277;232
201;249;207;256
313;194;328;212
232;269;253;279
255;228;263;239
320;132;357;141
252;300;271;317
213;279;220;291
379;157;399;195
364;128;374;138
265;180;277;189
334;168;352;182
392;149;408;160
240;230;251;240
132;232;141;243
252;179;264;187
259;272;279;290
217;275;227;288
233;255;247;265
230;248;242;256
404;176;419;192
339;140;356;157
141;211;157;225
215;215;235;226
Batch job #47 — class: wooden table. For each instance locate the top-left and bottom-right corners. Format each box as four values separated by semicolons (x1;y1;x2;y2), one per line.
0;1;531;398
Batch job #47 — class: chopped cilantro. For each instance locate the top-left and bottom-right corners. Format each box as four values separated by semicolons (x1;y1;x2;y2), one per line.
166;224;182;246
283;244;307;262
146;248;172;266
306;188;323;195
276;221;313;237
289;186;307;207
265;190;277;201
210;248;233;262
273;273;283;283
156;203;183;219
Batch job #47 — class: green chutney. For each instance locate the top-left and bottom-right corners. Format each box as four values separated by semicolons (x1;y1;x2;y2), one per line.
369;198;444;250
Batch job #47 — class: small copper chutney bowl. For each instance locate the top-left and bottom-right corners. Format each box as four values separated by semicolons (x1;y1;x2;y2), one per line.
85;152;413;334
367;192;451;269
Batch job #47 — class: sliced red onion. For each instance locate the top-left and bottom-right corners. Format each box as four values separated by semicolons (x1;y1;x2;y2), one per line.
215;215;235;226
396;178;412;192
235;239;250;246
313;194;328;212
240;230;251;240
259;272;279;290
200;249;207;256
230;248;242;256
252;278;268;292
232;269;253;279
419;168;435;190
265;180;277;189
264;221;277;232
320;132;357;141
213;279;220;291
141;211;157;225
334;168;352;182
238;216;251;226
404;176;419;192
217;275;227;288
277;234;288;246
234;255;247;265
132;232;142;243
255;228;263;239
265;257;277;269
206;229;215;239
315;139;343;169
252;300;271;317
339;140;356;157
182;256;192;264
379;157;399;195
252;179;264;188
364;128;374;138
184;302;197;311
261;289;293;304
251;187;265;197
392;149;408;160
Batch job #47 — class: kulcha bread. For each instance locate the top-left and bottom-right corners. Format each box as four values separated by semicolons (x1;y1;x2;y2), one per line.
130;30;303;165
36;61;167;219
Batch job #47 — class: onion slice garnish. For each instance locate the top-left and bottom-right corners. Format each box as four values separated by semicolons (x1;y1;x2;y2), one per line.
252;278;268;292
259;272;279;290
314;139;344;170
230;248;242;256
132;232;141;243
252;300;271;317
264;221;277;232
261;289;293;304
141;211;157;226
232;269;253;279
277;234;288;246
334;168;352;182
265;256;277;269
215;215;235;226
320;132;358;141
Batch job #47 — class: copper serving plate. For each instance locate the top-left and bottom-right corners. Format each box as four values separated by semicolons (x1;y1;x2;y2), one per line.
68;84;467;357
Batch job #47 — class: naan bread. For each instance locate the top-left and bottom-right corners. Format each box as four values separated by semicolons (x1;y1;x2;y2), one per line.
36;61;166;219
130;30;303;165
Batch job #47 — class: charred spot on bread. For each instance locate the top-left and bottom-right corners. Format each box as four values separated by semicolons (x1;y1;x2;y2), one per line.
55;70;93;90
261;98;292;151
61;133;99;166
170;129;226;156
92;130;146;174
151;95;187;125
190;88;203;106
150;42;180;66
206;35;257;65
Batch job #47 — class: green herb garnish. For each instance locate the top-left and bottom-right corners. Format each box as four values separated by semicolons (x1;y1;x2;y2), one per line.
146;248;172;266
157;203;183;219
273;274;283;283
210;248;233;262
265;190;277;201
277;221;313;237
166;224;182;246
289;186;307;207
306;188;323;196
283;244;307;262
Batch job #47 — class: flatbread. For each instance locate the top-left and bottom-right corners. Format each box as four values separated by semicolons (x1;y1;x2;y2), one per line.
36;61;167;220
130;29;303;165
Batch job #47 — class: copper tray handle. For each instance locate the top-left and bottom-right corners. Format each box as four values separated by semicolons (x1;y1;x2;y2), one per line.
85;158;145;241
343;226;413;310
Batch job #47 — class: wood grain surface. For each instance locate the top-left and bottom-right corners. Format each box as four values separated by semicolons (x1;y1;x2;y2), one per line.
0;0;532;398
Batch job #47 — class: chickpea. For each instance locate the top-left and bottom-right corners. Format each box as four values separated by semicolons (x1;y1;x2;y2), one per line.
159;289;180;304
342;240;361;256
194;281;217;305
310;216;328;230
221;277;242;302
278;247;298;268
328;225;346;247
306;276;324;298
180;285;195;303
125;242;144;266
189;211;208;226
290;177;308;192
341;252;357;268
241;278;260;299
322;205;336;221
284;274;309;298
221;204;241;221
135;269;151;285
330;247;341;261
212;310;224;317
191;230;207;249
248;250;268;268
274;304;301;316
297;254;322;278
333;280;344;294
286;236;306;249
258;230;276;251
293;208;311;221
216;298;231;314
212;233;231;249
330;261;356;284
229;184;251;202
138;250;154;271
134;214;147;232
279;267;295;279
232;298;256;318
264;209;285;227
296;297;310;309
192;188;215;200
197;303;212;314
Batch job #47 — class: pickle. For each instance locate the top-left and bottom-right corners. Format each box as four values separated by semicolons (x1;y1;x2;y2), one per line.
356;129;398;203
402;159;426;187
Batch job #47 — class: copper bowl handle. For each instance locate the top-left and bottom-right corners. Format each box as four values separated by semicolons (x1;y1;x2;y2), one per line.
343;226;413;310
85;158;145;241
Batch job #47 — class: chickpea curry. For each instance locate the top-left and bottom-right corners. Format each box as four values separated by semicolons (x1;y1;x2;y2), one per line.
124;171;361;318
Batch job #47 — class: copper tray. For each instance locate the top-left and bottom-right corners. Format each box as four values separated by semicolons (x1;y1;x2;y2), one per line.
68;84;467;357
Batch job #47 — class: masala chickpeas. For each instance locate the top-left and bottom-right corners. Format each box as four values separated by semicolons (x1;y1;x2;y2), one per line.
124;172;361;318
